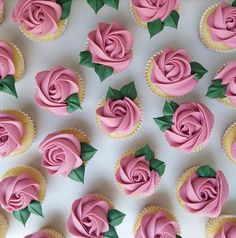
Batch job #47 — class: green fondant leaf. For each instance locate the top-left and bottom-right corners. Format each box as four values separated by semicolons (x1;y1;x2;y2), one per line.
68;164;85;183
79;51;95;68
103;0;119;9
163;101;179;116
80;142;97;161
13;207;30;226
0;75;18;98
87;0;105;14
150;159;166;176
95;64;113;81
206;79;227;99
232;0;236;7
135;144;154;161
106;87;123;101
164;10;180;29
190;62;208;80
108;209;126;227
56;0;73;19
147;18;164;38
28;200;43;217
176;235;183;238
104;226;119;238
120;81;137;100
153;116;172;132
66;93;81;113
196;165;216;178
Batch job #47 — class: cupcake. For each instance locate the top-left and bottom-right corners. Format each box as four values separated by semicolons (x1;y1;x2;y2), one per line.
0;110;35;158
206;60;236;109
67;193;125;238
0;40;25;98
114;144;166;197
200;2;236;52
134;206;181;238
0;166;46;225
206;215;236;238
0;0;4;24
145;48;208;98
176;165;229;217
25;228;64;238
86;0;119;14
154;101;214;152
39;129;97;183
130;0;180;38
12;0;73;42
35;66;84;116
0;212;7;238
96;81;142;138
79;21;133;81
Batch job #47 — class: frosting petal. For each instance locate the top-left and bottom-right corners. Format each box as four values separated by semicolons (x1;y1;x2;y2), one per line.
214;222;236;238
25;231;49;238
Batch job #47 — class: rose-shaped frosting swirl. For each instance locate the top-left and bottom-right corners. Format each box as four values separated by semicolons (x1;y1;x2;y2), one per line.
165;102;214;152
0;173;40;212
207;2;236;48
67;194;109;238
12;0;62;37
214;222;236;238
0;41;15;80
96;97;141;135
39;132;82;176
0;112;24;158
151;48;197;96
25;231;48;238
179;170;229;217
115;155;159;196
35;66;79;116
88;21;133;72
132;0;180;23
135;210;180;238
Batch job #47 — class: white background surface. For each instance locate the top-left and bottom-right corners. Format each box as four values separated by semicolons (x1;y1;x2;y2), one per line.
1;0;236;237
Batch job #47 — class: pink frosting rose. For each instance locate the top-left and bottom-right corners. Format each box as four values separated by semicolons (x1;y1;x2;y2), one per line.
88;21;133;72
165;102;214;152
214;222;236;238
207;2;236;48
0;41;15;80
135;210;180;238
39;132;83;177
0;112;24;158
25;231;48;238
35;66;79;116
179;170;229;217
131;0;180;22
96;97;141;135
151;48;197;97
115;155;159;196
12;0;62;37
0;173;40;212
67;194;109;238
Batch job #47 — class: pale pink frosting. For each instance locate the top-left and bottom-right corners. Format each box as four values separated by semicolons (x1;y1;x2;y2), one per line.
96;97;141;135
12;0;62;37
39;132;83;177
151;48;197;97
0;41;15;80
115;155;159;196
0;0;3;11
135;210;180;238
165;102;214;152
214;222;236;238
88;21;133;72
25;231;48;238
67;194;109;238
0;112;24;158
214;60;236;106
179;170;229;217
131;0;180;22
0;173;40;212
35;66;79;116
207;2;236;48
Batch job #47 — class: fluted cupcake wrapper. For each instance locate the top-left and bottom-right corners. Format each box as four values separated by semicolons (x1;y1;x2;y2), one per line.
39;228;65;238
0;213;7;238
75;72;85;105
130;1;147;28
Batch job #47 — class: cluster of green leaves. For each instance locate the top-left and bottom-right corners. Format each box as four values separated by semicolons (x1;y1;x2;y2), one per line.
87;0;119;14
66;93;81;113
0;75;17;98
196;165;216;178
56;0;73;19
206;79;227;99
232;0;236;7
190;62;208;80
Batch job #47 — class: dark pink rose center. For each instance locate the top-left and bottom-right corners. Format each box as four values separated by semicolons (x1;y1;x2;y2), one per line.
0;127;8;145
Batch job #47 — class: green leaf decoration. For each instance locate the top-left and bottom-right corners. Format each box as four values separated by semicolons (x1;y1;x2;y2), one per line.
120;81;137;100
163;101;179;116
66;93;81;113
87;0;105;14
164;10;180;29
196;165;216;178
95;64;113;81
79;51;95;68
28;200;43;217
13;207;30;226
135;144;154;161
176;235;183;238
108;209;126;227
104;226;119;238
150;159;166;176
106;87;123;101
0;75;18;98
232;0;236;7
147;18;164;38
68;164;85;183
190;62;208;80
56;0;73;20
206;79;227;99
80;142;97;161
104;0;119;9
154;116;172;132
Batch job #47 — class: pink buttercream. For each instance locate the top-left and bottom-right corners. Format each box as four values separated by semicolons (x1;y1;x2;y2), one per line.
12;0;62;37
135;210;180;238
0;173;40;212
96;97;141;135
0;112;24;158
214;222;236;238
165;102;214;152
207;2;236;48
115;155;159;196
39;132;83;177
0;41;15;80
179;170;229;217
88;21;133;72
25;231;48;238
67;194;109;238
131;0;180;22
35;66;79;116
0;0;3;11
151;48;197;96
